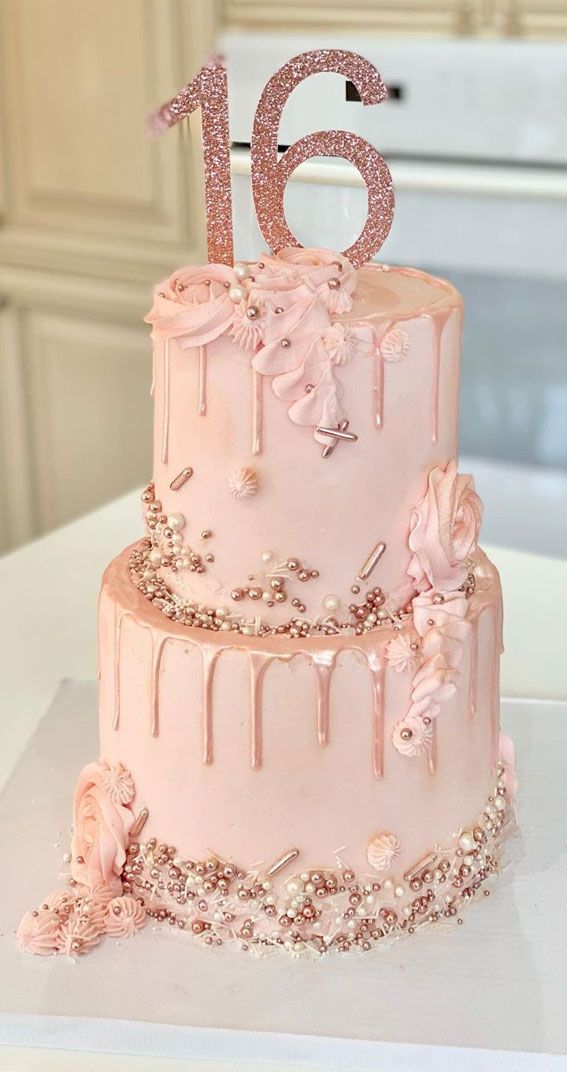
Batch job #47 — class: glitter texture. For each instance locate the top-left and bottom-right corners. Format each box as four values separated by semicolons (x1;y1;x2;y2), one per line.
147;56;233;265
251;50;394;267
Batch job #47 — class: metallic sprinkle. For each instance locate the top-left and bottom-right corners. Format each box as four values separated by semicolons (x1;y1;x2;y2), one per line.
170;467;193;491
318;419;358;458
129;808;149;838
358;541;386;581
267;848;300;877
250;50;394;265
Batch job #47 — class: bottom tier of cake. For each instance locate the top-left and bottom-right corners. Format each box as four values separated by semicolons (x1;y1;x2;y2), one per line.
17;544;517;959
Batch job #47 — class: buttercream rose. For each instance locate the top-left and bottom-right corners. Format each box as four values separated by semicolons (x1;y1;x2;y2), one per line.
145;263;238;347
270;247;356;314
408;461;483;592
70;762;135;897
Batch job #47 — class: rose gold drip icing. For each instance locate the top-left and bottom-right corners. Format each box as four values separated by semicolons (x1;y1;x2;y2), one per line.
149;635;168;737
490;607;501;771
429;310;452;445
161;337;170;463
371;322;393;430
496;597;504;655
469;615;478;717
96;587;103;681
372;346;384;429
364;650;386;779
252;368;263;454
312;651;338;745
249;653;269;768
201;647;221;764
112;609;136;730
198;346;207;416
428;719;438;775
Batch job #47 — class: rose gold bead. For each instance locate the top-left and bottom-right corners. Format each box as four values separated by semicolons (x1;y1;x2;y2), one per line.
280;338;291;348
275;306;284;314
328;277;341;289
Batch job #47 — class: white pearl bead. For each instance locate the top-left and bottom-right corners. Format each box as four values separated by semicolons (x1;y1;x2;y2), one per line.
167;512;185;531
287;908;297;919
285;878;303;896
305;882;315;893
356;906;365;916
228;284;245;303
323;594;340;613
394;885;405;898
261;550;274;564
347;920;356;930
148;549;162;566
383;878;393;891
459;832;476;853
234;262;251;280
365;894;375;906
495;795;506;811
300;872;308;882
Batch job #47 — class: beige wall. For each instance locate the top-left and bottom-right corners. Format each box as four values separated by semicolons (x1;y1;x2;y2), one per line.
0;0;217;552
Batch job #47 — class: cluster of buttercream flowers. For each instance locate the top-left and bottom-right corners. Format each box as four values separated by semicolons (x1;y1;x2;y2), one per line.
145;247;377;443
387;460;483;757
17;761;147;957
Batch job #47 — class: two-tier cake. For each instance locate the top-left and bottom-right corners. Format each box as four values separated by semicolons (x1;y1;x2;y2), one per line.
18;52;517;960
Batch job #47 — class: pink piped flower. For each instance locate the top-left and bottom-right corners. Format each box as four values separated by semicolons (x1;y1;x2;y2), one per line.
56;914;104;957
100;762;135;806
385;633;420;674
71;762;136;898
322;321;374;365
17;909;60;956
408;461;483;592
145;264;238;348
271;247;356;314
392;715;433;757
380;326;410;362
105;896;147;938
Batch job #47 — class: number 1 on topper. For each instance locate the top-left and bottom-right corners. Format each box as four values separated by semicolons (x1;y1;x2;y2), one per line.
148;49;394;268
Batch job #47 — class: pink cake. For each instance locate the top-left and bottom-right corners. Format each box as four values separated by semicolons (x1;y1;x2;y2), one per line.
18;47;517;959
18;246;517;959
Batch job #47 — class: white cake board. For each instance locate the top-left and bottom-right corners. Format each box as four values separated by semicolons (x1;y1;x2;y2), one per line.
1;682;566;1070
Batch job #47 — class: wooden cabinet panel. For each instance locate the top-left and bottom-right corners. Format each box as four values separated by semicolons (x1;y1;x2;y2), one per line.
1;0;187;246
0;303;35;551
222;0;567;36
24;310;152;532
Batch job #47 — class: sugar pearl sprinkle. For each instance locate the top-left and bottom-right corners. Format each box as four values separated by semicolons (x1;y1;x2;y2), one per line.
23;770;512;959
137;484;477;639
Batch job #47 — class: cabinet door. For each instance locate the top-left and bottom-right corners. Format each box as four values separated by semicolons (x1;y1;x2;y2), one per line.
23;308;152;533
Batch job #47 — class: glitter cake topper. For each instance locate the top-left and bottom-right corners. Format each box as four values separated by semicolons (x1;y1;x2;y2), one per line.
251;50;394;267
148;49;395;267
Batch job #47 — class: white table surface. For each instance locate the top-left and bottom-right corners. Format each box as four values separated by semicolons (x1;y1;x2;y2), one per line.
1;484;567;1071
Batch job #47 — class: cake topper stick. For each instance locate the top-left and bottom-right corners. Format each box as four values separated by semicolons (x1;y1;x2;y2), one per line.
251;50;395;267
147;56;233;266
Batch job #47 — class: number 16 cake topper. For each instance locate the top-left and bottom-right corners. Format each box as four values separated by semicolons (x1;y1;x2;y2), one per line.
148;49;394;268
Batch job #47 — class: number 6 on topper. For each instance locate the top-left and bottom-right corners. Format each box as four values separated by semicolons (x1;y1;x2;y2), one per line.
148;49;394;268
251;50;394;268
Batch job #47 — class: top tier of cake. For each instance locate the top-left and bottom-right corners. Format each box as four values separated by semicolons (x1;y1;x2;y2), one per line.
143;248;462;635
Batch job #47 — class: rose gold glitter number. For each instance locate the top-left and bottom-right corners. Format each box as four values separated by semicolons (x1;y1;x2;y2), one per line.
251;50;394;267
148;56;233;266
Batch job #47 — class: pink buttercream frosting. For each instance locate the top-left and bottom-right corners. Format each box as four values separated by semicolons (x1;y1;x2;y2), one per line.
145;247;376;443
145;264;239;348
71;762;136;897
17;910;61;956
408;460;483;592
105;895;147;938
